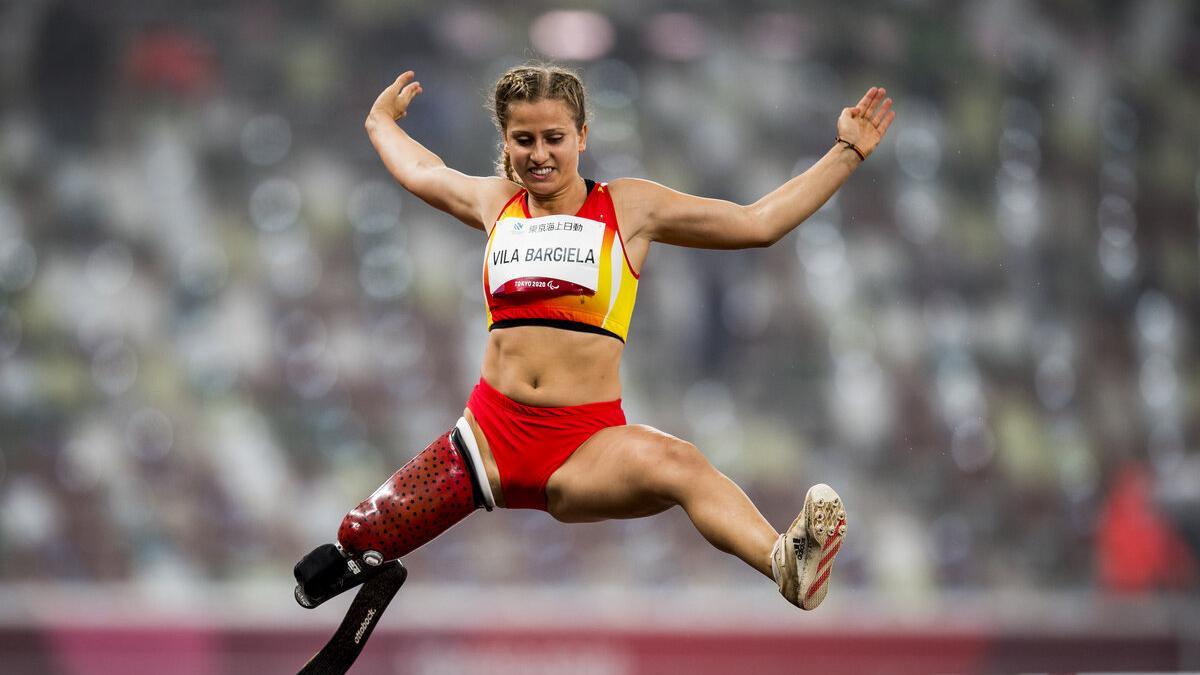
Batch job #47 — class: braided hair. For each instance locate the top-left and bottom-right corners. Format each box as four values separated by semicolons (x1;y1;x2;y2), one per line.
488;63;587;185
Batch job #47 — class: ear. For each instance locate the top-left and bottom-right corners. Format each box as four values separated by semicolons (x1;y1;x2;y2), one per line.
577;123;588;153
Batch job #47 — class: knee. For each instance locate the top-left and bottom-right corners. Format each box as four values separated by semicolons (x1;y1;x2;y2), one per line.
628;427;712;496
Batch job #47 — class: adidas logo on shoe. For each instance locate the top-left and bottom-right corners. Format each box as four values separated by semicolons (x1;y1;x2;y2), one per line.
771;483;846;611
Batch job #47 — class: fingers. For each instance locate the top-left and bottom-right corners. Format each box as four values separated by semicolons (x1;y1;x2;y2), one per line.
876;108;897;136
384;71;418;101
870;97;893;127
391;70;415;89
368;70;424;121
854;86;877;114
390;71;422;118
399;80;422;103
853;87;896;136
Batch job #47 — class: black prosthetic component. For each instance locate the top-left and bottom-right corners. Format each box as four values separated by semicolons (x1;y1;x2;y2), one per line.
294;543;393;609
450;426;490;511
297;559;406;674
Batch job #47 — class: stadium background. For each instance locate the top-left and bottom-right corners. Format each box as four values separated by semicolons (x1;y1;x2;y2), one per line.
0;0;1198;672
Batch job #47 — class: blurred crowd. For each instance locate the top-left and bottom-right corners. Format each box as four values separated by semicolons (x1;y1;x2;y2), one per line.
0;0;1197;602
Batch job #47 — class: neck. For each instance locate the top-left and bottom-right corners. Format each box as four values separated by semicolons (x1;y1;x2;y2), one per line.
527;176;587;216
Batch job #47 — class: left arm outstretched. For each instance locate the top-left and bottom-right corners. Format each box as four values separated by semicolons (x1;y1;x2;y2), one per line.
617;87;895;249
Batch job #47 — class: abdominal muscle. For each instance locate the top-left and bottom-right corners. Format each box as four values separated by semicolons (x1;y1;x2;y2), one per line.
481;325;624;405
462;324;625;508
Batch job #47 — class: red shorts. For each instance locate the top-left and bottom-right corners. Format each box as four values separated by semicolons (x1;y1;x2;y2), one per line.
466;377;626;511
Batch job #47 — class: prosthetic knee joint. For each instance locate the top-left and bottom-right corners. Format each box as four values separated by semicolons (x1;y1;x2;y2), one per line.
294;418;494;608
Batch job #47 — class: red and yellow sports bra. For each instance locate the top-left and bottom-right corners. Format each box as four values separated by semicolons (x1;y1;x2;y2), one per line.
483;180;640;342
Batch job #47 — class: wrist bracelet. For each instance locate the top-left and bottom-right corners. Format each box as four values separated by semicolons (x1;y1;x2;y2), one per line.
836;137;867;162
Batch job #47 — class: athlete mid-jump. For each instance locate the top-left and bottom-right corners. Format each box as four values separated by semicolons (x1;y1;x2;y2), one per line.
294;63;894;613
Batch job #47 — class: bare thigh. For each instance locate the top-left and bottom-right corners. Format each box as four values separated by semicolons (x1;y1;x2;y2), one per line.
545;424;704;523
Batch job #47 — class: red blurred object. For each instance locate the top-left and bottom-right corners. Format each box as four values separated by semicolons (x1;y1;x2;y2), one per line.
126;29;217;98
1096;463;1197;592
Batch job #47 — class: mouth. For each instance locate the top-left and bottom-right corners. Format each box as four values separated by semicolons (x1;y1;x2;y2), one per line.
527;166;554;181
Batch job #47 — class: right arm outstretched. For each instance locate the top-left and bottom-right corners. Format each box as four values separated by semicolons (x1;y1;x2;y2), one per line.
364;71;515;231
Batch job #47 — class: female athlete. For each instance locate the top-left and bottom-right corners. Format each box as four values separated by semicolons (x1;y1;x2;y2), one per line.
293;64;895;612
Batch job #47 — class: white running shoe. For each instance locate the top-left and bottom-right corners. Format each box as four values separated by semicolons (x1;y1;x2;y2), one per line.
770;483;846;610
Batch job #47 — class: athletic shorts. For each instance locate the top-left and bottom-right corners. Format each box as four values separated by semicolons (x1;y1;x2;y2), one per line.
466;377;626;511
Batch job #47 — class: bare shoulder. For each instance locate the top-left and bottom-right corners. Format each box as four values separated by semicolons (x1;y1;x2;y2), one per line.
479;175;522;206
607;177;666;202
606;177;670;241
476;176;523;233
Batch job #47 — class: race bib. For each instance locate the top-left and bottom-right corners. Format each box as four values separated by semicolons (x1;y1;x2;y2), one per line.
487;215;605;298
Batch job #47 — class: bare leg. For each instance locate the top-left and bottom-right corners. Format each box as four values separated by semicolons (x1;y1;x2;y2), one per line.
545;424;778;579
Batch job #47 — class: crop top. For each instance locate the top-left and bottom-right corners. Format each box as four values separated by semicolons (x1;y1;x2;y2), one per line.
483;180;640;342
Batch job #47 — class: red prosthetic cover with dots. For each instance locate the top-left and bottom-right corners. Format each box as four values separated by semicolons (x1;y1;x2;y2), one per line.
337;429;478;561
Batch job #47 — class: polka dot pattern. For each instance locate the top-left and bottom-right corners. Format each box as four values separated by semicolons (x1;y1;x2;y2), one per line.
337;430;478;560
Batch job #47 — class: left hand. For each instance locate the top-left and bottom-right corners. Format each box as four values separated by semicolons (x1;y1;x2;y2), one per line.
836;87;895;159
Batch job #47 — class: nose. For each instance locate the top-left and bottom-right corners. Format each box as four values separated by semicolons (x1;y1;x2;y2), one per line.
530;140;549;163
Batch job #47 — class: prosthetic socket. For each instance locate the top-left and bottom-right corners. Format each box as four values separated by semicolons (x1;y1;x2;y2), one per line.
294;419;494;608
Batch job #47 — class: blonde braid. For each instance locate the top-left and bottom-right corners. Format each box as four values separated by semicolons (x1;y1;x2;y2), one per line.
502;150;517;184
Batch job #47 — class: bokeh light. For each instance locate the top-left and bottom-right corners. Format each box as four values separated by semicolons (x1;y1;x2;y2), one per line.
530;11;614;61
241;113;293;166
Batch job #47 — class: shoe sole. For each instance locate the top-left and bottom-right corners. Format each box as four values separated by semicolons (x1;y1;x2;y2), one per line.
781;483;846;610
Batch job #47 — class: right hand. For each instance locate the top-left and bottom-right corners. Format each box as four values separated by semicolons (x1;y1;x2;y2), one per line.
835;87;894;160
369;71;423;122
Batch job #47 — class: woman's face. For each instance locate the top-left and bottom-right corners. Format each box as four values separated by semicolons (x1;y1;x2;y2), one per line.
503;98;587;193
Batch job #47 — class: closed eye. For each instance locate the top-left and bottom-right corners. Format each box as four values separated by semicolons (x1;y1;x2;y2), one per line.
511;133;566;146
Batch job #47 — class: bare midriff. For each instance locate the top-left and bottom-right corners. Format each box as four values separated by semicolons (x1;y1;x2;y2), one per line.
463;324;625;508
481;325;624;405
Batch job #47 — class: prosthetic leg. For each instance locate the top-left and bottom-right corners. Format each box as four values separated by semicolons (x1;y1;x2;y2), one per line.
292;419;494;674
294;418;495;608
